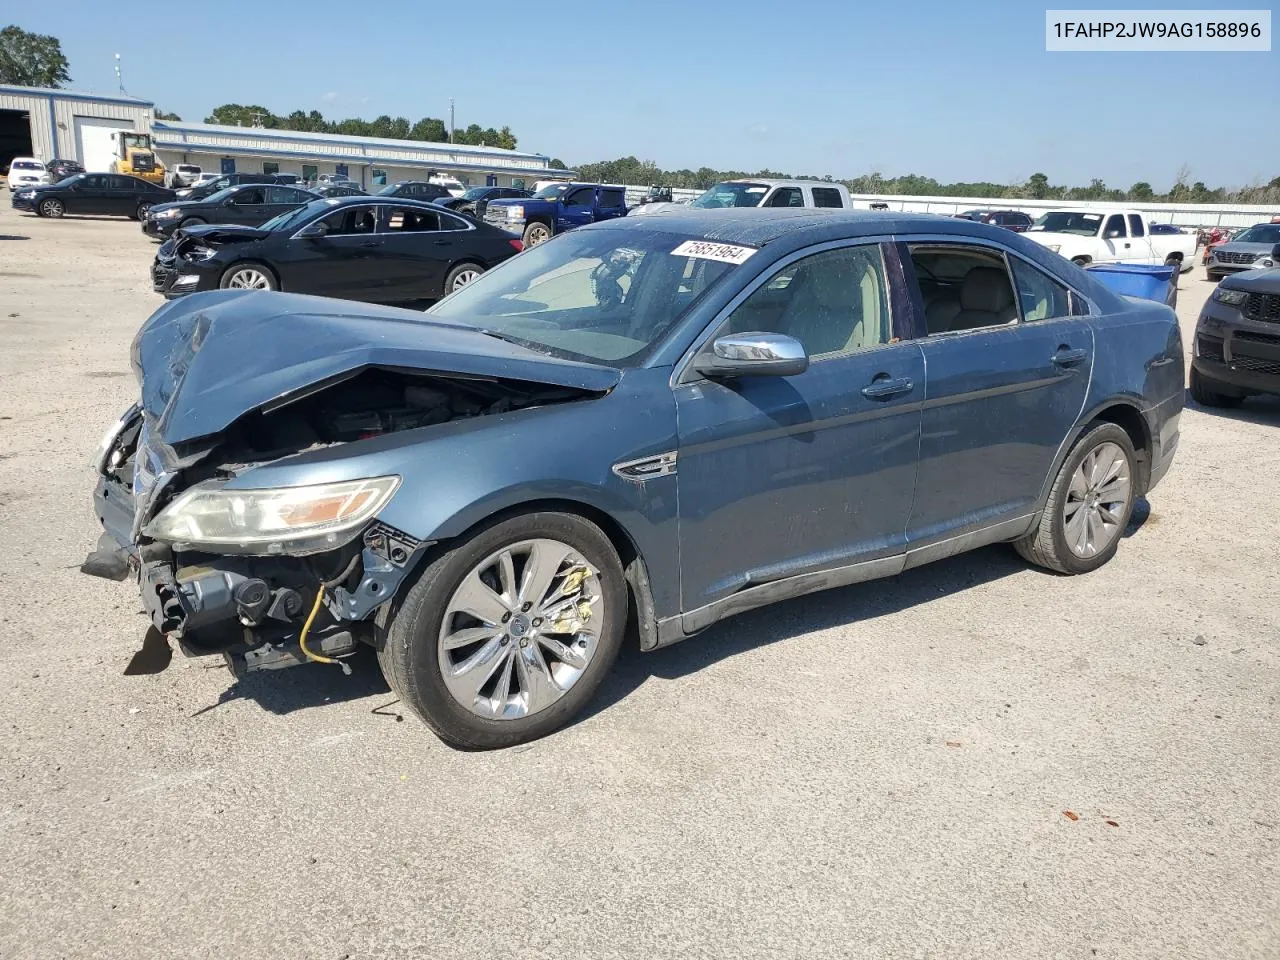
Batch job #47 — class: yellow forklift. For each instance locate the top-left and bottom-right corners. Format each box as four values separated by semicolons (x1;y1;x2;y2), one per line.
109;132;167;185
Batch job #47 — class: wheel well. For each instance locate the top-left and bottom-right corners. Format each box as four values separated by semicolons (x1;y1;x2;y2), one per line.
436;498;658;650
1091;403;1152;493
1071;254;1092;265
1165;251;1183;262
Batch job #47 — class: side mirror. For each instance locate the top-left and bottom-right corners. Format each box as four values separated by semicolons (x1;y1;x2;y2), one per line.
694;333;808;379
1105;228;1123;239
297;222;326;239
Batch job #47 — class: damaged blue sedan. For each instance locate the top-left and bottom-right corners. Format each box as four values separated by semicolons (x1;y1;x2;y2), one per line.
84;210;1184;748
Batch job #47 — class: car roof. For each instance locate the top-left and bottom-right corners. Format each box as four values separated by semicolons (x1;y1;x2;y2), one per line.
717;178;848;190
582;208;1020;246
307;195;452;210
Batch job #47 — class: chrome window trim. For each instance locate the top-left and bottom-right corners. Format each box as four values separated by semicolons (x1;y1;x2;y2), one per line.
670;234;897;388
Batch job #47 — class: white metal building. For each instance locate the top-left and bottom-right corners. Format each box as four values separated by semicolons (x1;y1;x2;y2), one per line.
0;84;155;173
151;121;572;190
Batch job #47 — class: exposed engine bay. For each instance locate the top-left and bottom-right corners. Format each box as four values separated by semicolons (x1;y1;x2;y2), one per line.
88;367;601;676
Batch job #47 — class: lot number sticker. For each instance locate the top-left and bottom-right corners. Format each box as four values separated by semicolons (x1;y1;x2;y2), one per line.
671;240;758;265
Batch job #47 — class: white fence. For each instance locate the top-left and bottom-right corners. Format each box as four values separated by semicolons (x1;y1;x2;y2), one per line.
618;184;1279;229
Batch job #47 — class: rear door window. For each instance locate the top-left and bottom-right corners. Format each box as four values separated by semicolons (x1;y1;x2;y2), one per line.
811;187;845;208
382;206;442;232
765;187;803;208
599;188;626;208
1127;214;1145;237
1009;257;1072;322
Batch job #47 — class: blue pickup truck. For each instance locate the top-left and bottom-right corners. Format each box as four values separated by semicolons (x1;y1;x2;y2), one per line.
483;182;628;247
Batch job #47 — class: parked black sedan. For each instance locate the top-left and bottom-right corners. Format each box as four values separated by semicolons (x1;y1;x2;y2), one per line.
376;180;453;202
312;183;367;198
45;158;86;182
151;196;524;302
436;185;531;218
10;173;174;219
142;183;319;239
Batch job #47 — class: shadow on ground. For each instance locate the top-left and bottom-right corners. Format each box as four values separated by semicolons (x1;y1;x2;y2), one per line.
580;542;1036;727
1186;389;1280;426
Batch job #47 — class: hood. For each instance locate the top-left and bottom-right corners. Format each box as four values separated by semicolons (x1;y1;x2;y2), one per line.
628;202;679;216
485;197;530;209
1214;241;1276;254
1219;268;1280;294
175;223;271;244
131;290;622;446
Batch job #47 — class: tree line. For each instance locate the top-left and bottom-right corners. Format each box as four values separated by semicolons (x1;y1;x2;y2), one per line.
198;103;519;150
575;155;1280;206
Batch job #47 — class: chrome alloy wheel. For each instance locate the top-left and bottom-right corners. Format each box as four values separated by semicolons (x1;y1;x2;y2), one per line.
451;267;482;291
1063;441;1132;558
437;539;603;720
225;267;271;289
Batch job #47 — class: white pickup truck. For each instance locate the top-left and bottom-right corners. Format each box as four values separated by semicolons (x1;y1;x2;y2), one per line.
629;178;853;216
1024;209;1198;272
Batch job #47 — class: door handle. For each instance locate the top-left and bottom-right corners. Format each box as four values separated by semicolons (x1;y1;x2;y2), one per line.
1052;347;1088;367
861;376;914;400
1123;242;1130;248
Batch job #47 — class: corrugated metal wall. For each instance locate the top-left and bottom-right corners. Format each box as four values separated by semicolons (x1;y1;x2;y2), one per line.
0;90;151;163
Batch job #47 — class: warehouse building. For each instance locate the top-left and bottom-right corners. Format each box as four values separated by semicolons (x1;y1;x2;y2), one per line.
151;120;571;190
0;84;154;174
1;84;570;190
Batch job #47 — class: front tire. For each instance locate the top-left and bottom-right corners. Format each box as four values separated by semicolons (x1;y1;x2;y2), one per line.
179;216;206;230
1189;367;1244;408
522;221;552;247
1015;422;1138;575
379;511;627;749
38;197;64;218
444;261;485;294
219;262;277;291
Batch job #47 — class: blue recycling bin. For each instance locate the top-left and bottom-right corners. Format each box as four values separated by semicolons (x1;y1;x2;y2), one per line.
1084;262;1178;310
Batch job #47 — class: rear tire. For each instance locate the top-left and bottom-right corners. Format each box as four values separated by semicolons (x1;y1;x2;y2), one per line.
379;511;627;749
1015;422;1138;575
38;197;64;218
134;201;155;221
443;261;485;295
1189;367;1243;408
1205;272;1221;283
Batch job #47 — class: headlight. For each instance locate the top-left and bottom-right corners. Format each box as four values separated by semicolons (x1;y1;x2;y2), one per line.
1212;287;1248;305
186;245;217;260
17;190;34;199
154;208;181;218
1047;244;1061;253
143;476;400;555
506;205;524;220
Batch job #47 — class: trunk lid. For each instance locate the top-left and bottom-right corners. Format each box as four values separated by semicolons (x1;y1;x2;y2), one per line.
131;291;621;446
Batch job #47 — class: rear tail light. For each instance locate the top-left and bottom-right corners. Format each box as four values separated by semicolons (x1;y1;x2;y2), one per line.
509;239;524;253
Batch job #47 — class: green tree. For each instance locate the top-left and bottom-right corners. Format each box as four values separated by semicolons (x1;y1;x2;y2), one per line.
1026;172;1050;199
205;103;277;127
1129;181;1153;201
548;158;567;170
154;109;181;121
409;117;448;142
0;25;71;87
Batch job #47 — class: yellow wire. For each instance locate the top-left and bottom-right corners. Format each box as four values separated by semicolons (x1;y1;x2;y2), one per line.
298;585;339;665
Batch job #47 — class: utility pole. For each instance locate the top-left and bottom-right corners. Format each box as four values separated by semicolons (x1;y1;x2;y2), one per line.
449;99;455;143
114;54;124;94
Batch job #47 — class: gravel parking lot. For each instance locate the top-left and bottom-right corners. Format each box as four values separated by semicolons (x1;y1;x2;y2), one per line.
0;204;1276;960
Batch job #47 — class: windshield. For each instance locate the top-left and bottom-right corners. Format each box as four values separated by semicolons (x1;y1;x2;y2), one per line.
1233;224;1280;244
461;187;491;200
12;161;42;170
203;187;239;204
259;199;331;233
375;184;404;196
533;184;570;199
1029;212;1104;236
691;182;770;209
55;174;85;187
427;228;742;366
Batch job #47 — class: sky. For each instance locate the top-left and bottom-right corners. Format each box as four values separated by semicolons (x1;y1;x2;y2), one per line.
15;0;1278;190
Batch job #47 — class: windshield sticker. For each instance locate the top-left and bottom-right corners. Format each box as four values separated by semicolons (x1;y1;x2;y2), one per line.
671;240;758;265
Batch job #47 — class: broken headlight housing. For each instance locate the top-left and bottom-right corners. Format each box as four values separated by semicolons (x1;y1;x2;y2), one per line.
143;476;400;555
1213;287;1248;305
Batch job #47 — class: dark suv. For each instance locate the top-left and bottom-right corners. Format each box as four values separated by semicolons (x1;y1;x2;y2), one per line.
955;209;1033;232
1191;247;1280;407
437;186;531;218
45;159;86;182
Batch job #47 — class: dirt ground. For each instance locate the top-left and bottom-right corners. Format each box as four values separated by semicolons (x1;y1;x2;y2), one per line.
0;203;1276;960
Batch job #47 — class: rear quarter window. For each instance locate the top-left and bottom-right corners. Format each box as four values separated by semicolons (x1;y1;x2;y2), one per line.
812;187;845;208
